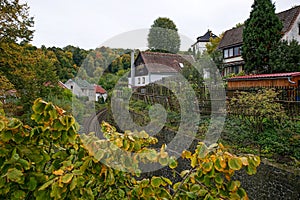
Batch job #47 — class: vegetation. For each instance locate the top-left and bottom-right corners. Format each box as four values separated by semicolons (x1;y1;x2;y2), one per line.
147;17;181;53
242;0;283;73
0;0;34;44
0;99;260;199
224;89;299;166
270;39;300;73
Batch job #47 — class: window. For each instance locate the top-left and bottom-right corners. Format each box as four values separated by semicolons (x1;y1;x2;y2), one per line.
224;49;229;58
138;78;140;84
234;47;240;56
70;85;73;89
142;77;145;84
298;23;300;35
229;48;233;57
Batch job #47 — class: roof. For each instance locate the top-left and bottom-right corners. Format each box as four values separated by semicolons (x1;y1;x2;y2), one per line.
94;84;106;94
227;72;300;81
277;5;300;33
218;5;300;49
218;26;244;49
132;51;194;76
73;78;93;89
196;30;218;42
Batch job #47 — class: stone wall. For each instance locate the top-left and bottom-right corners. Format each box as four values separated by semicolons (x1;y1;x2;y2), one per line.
234;160;300;200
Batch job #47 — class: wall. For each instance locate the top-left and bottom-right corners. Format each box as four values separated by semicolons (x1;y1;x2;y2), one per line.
234;160;300;200
283;14;300;43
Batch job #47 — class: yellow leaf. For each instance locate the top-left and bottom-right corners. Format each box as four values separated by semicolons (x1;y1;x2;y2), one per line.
53;169;64;176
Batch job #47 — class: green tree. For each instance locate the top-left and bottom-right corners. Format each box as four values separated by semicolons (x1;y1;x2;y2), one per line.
242;0;283;74
270;39;300;73
0;0;34;44
205;33;224;71
147;17;181;53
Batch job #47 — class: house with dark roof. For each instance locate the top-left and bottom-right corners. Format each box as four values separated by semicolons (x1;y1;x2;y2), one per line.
128;51;194;88
191;30;218;54
218;5;300;76
65;78;107;101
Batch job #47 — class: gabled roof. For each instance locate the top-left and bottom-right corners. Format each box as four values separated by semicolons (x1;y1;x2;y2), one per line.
132;51;194;76
66;78;94;89
277;5;300;33
228;72;300;81
218;26;243;49
94;84;106;94
196;30;218;42
218;5;300;49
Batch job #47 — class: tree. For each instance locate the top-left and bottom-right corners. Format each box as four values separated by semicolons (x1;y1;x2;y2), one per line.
205;33;224;72
0;0;34;44
147;17;181;53
270;39;300;73
242;0;283;74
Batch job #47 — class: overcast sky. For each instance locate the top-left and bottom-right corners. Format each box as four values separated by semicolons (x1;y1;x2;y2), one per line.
23;0;298;50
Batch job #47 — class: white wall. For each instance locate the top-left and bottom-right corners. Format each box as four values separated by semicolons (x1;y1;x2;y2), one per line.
283;14;300;43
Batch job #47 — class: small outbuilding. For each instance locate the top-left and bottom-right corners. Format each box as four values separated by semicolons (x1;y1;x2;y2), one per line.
227;72;300;89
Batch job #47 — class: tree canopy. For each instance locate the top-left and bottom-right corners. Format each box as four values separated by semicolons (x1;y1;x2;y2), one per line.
147;17;181;53
242;0;283;74
0;0;34;44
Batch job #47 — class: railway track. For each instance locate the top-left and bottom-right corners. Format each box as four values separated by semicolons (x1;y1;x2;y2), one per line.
83;108;108;138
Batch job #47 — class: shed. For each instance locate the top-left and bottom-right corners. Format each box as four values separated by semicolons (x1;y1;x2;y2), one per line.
227;72;300;89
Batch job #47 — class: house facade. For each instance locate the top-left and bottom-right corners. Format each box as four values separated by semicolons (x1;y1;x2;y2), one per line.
65;78;107;102
218;5;300;76
128;51;194;88
191;30;218;54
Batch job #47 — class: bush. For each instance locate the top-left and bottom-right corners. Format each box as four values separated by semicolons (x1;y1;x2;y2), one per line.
0;98;260;199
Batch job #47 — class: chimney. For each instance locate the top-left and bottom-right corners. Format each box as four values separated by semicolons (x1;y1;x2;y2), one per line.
130;49;135;88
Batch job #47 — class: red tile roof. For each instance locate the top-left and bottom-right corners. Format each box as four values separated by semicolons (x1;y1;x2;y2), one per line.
228;72;300;81
94;85;106;94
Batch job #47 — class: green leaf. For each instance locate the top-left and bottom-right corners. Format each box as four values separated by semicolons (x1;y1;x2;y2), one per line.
214;174;223;185
143;187;154;196
202;161;213;172
28;177;38;191
70;176;77;191
6;168;24;184
198;189;208;197
13;190;26;199
1;131;12;142
190;184;201;192
61;173;73;184
0;120;6;131
228;158;243;170
186;191;197;198
32;99;46;114
168;157;178;169
39;178;56;191
151;176;162;187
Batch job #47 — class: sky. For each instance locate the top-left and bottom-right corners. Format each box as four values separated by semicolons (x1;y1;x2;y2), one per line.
23;0;299;50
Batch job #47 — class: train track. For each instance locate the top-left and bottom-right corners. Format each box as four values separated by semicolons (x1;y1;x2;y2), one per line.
83;108;108;138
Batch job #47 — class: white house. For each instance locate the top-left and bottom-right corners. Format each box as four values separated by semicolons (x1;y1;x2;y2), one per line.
218;5;300;76
128;51;194;88
191;30;218;54
65;78;107;102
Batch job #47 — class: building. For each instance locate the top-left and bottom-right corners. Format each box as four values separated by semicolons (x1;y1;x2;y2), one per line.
95;84;107;102
65;78;107;102
227;72;300;89
128;51;194;88
191;30;218;54
218;5;300;76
